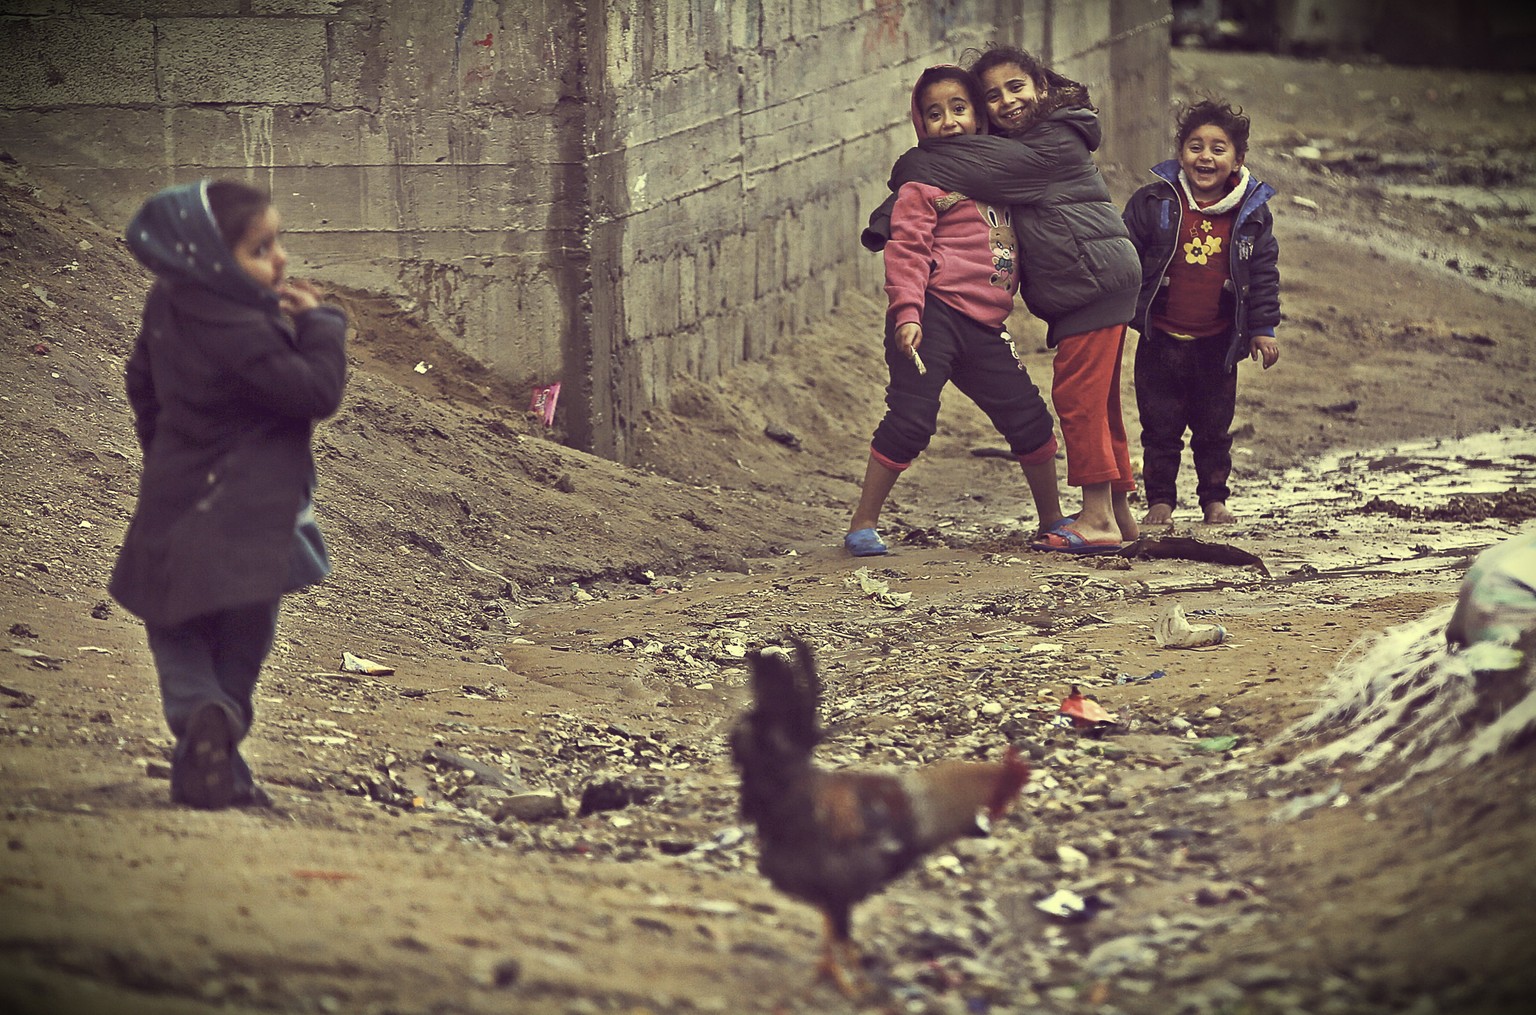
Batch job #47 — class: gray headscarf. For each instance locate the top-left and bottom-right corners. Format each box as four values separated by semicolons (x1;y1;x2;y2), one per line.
125;179;277;310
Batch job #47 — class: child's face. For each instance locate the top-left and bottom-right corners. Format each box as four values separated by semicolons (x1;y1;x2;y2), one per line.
919;79;980;138
978;63;1043;134
231;206;287;291
1179;124;1244;201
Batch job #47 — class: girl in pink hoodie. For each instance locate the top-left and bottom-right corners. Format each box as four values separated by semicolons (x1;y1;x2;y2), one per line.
845;66;1063;557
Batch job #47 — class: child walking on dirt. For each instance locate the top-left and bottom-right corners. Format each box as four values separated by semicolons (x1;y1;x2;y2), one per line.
1122;99;1280;526
110;179;348;809
865;45;1142;555
844;65;1065;557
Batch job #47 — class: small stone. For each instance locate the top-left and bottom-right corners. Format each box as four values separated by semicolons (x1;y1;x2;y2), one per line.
1202;706;1223;719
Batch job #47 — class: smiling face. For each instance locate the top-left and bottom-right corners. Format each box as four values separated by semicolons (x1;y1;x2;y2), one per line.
1179;123;1244;202
230;205;287;292
978;62;1045;135
919;77;981;138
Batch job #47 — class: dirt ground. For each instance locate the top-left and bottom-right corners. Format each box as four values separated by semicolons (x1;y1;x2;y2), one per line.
2;50;1535;1015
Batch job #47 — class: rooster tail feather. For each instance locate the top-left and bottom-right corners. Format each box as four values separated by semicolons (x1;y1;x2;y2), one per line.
745;634;823;752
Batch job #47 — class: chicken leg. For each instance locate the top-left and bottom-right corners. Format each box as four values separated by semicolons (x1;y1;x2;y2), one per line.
815;909;869;997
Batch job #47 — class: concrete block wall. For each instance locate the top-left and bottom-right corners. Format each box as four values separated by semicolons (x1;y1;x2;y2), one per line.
0;0;590;438
0;0;1170;463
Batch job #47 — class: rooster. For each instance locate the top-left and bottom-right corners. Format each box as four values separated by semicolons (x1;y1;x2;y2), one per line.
729;637;1029;995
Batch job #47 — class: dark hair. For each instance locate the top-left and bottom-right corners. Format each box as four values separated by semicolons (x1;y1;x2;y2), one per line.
964;44;1050;93
205;179;271;251
960;44;1094;136
913;65;988;134
1176;99;1251;158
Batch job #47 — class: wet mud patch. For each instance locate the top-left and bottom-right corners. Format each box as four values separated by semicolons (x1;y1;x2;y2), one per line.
1360;488;1536;522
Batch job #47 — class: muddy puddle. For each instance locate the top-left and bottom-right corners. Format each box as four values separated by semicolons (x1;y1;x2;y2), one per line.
1240;424;1536;578
1259;424;1536;509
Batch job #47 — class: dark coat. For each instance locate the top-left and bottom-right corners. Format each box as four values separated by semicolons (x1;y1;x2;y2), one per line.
863;106;1140;346
109;279;347;627
1122;160;1281;372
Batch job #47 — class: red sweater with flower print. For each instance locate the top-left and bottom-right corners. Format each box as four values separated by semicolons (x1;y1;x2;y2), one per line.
1152;205;1234;338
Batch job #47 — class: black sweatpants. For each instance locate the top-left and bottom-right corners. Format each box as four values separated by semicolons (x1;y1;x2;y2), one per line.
1134;328;1239;508
871;296;1055;467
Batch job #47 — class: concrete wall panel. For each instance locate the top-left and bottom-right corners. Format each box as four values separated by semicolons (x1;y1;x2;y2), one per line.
157;18;328;104
2;2;239;15
1;0;1169;463
0;15;157;105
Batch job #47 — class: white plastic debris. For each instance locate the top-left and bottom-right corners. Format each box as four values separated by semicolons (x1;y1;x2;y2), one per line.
1155;604;1227;648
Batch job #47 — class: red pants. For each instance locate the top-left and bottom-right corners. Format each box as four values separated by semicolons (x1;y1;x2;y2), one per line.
1052;324;1136;492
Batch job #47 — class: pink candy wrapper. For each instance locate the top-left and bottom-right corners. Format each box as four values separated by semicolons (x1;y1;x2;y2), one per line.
531;382;561;426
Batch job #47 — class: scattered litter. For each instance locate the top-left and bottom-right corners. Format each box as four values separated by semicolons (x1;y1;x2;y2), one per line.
1193;735;1239;753
341;651;394;676
531;382;561;426
10;647;64;670
1115;669;1165;685
423;746;525;791
1060;686;1117;728
1034;887;1103;922
847;567;911;609
1155;604;1227;649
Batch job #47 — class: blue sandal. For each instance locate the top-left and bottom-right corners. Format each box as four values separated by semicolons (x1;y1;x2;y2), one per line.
843;528;889;557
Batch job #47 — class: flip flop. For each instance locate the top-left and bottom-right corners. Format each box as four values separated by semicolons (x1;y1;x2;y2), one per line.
1029;526;1122;556
1044;515;1078;535
843;528;889;557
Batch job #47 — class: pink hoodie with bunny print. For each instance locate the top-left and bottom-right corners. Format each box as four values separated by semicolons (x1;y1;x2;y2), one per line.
884;68;1020;332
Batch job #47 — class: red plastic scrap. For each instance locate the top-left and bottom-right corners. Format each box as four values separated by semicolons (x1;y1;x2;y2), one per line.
1060;685;1117;727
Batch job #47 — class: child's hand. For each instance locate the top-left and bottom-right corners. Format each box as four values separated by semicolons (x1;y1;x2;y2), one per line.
896;322;923;356
1250;334;1279;369
278;278;322;316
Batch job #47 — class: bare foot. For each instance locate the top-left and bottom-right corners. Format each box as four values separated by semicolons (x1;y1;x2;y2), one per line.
1203;501;1236;524
1142;503;1174;526
1113;496;1139;542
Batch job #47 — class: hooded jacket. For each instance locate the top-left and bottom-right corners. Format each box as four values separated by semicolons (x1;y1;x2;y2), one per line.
884;67;1020;331
1122;159;1280;372
109;180;348;627
864;86;1140;346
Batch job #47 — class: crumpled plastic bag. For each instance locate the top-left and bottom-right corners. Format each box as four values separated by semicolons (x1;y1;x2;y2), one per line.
1446;530;1536;656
